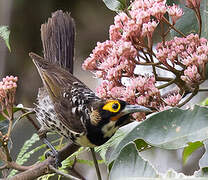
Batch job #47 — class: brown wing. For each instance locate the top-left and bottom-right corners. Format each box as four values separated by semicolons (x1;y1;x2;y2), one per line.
30;52;99;133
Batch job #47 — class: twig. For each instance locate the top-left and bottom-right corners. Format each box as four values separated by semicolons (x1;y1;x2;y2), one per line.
0;139;12;162
160;21;165;45
155;65;170;71
0;164;7;170
198;89;208;92
5;161;33;171
49;165;81;180
162;17;186;37
177;87;198;108
156;79;176;89
21;109;39;131
136;62;161;66
3;144;12;162
7;143;80;180
156;77;174;82
8;157;54;180
7;119;13;138
194;7;202;37
141;50;151;62
0;147;7;162
90;148;102;180
137;53;149;62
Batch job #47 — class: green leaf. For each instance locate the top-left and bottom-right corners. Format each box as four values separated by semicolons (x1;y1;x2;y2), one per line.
0;26;11;51
109;105;208;164
0;105;34;146
195;167;208;177
201;97;208;106
76;159;95;166
109;142;158;180
59;147;84;170
166;0;177;6
199;140;208;168
182;141;203;164
37;173;56;180
102;0;127;12
134;139;150;151
0;105;32;122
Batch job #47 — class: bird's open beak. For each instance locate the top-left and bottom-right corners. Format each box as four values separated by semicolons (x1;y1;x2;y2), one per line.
121;104;152;115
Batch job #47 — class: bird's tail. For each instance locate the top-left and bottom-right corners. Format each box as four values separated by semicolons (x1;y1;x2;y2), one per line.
41;10;75;74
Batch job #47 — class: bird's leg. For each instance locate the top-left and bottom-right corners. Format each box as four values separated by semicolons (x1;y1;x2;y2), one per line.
38;129;62;167
43;138;59;157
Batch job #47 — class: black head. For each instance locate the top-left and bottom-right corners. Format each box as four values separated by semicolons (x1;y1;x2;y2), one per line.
93;99;151;124
86;99;151;146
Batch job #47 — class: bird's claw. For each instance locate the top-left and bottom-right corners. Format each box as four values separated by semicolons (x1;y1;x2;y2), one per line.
45;150;62;168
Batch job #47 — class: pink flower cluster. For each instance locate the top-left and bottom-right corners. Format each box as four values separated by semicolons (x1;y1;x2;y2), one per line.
109;1;183;42
168;4;183;24
96;75;181;112
82;0;187;120
83;0;184;77
96;76;159;106
164;93;182;106
156;34;208;86
83;0;205;120
0;75;18;106
83;40;137;82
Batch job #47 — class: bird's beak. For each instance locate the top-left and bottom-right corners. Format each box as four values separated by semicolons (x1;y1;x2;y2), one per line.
121;104;152;115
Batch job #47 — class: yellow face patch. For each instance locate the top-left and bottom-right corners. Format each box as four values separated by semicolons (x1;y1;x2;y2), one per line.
102;100;121;113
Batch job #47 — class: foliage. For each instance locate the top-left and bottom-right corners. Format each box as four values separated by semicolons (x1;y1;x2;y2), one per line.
109;143;158;179
102;0;128;11
183;141;203;165
104;103;208;178
0;26;10;51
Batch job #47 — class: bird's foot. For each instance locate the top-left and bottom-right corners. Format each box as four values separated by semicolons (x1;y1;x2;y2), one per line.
45;150;62;168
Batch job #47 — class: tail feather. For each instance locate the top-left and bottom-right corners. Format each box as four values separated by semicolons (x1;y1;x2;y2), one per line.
41;10;75;74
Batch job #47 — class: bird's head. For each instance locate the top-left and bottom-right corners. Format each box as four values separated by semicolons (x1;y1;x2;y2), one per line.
86;99;151;146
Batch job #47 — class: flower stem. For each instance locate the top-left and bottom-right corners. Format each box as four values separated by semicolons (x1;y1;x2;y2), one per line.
156;79;175;89
90;148;102;180
177;87;199;107
162;17;186;37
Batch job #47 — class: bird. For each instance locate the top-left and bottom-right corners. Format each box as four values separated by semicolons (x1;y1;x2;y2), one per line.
30;52;151;149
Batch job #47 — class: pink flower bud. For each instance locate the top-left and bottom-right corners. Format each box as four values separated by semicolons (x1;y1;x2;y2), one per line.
13;83;17;88
2;85;7;90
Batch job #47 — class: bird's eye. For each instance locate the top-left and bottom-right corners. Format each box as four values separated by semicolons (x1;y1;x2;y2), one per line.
112;103;119;110
103;100;121;113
